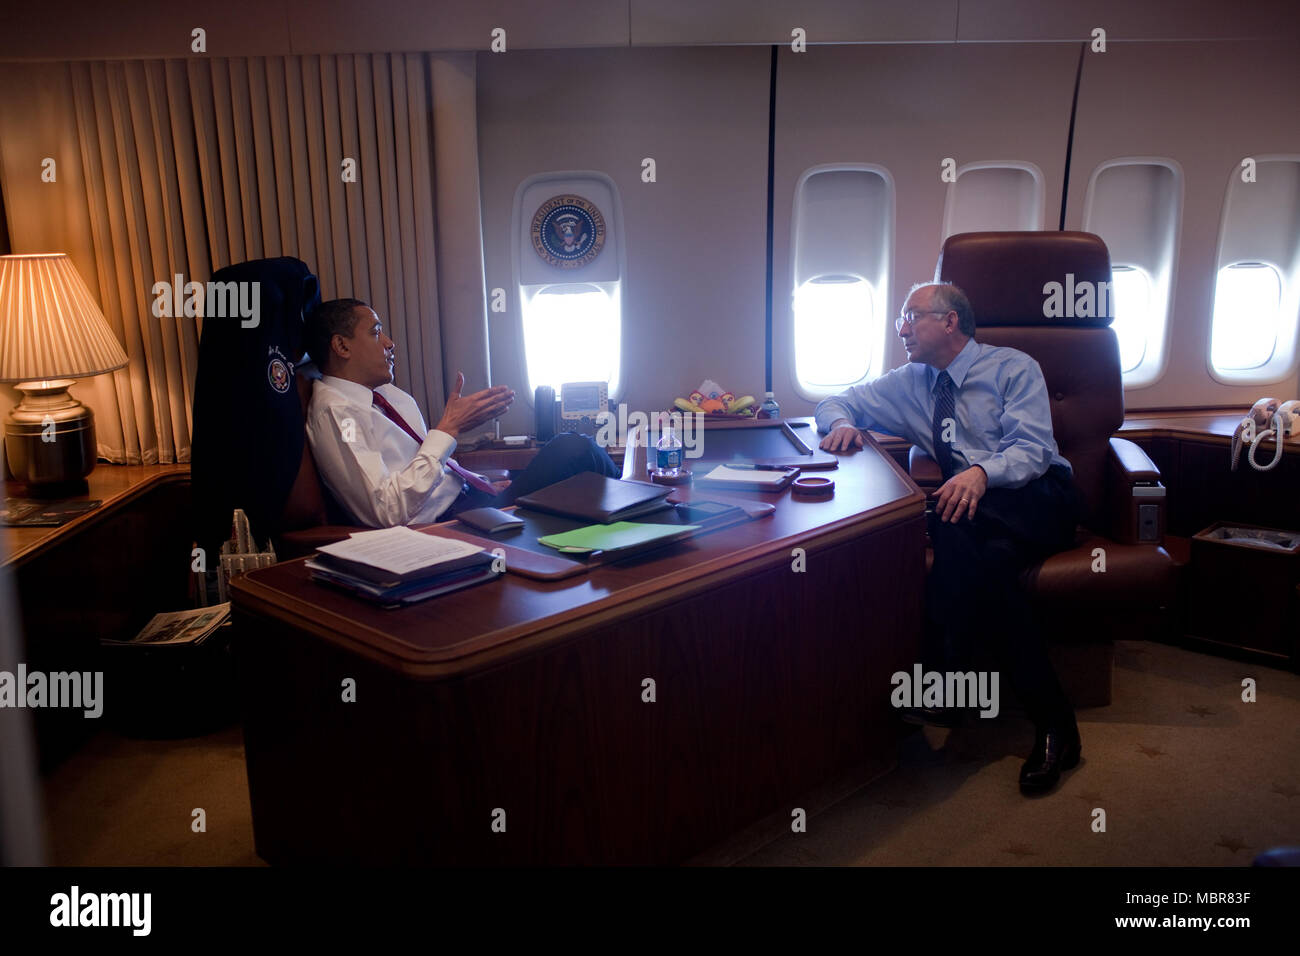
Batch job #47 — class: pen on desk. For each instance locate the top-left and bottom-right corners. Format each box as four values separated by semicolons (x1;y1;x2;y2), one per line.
727;463;793;471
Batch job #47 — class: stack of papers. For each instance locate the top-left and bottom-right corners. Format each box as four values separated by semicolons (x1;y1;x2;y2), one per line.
307;527;501;606
698;464;793;487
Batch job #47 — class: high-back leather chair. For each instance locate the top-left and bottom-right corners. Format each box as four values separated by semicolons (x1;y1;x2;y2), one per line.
910;231;1181;706
192;257;361;560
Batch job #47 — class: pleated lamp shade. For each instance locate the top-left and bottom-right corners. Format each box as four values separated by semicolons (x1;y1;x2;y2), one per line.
1;253;128;487
0;253;128;382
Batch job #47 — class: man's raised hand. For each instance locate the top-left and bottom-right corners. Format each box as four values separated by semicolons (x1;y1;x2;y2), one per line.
436;371;514;438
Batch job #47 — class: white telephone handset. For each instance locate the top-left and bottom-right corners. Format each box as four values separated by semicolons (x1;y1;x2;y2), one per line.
1232;397;1300;472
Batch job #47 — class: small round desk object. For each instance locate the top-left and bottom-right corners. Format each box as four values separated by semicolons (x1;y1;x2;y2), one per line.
791;475;835;499
651;469;692;486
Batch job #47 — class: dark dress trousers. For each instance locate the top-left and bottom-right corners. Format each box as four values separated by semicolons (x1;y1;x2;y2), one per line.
925;463;1082;728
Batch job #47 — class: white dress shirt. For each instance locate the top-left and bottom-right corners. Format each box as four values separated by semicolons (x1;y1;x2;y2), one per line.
306;374;466;527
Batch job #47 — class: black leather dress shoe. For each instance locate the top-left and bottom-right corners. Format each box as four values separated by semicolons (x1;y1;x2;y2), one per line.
900;706;964;729
1019;725;1082;794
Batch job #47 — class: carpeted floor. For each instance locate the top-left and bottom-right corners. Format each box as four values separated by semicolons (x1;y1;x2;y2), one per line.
37;639;1300;866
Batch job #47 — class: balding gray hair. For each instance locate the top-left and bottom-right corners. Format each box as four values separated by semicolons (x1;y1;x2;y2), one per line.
909;281;975;337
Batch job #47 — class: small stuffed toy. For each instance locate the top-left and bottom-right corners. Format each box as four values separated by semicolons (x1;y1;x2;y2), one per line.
673;379;756;415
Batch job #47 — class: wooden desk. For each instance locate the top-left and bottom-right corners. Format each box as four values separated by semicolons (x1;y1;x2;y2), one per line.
231;426;926;865
3;464;193;767
1117;409;1300;537
2;464;190;568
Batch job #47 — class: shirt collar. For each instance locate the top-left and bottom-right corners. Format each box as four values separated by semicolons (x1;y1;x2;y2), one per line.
928;337;981;392
320;374;379;407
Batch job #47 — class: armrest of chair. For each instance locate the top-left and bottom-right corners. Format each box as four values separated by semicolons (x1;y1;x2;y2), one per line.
908;446;943;493
1103;437;1166;546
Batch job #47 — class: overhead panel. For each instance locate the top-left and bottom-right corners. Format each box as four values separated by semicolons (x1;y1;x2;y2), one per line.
630;0;958;45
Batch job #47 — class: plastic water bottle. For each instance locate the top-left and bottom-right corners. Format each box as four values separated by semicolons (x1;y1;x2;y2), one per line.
655;422;683;477
757;391;781;420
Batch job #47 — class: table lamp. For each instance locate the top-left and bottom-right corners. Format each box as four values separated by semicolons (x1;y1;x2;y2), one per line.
0;253;129;492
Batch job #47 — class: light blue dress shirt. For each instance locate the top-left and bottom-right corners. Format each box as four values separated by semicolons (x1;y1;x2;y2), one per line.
814;337;1071;489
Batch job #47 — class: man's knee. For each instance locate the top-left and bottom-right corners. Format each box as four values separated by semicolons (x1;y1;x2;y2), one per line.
545;431;593;457
544;432;618;475
928;513;982;560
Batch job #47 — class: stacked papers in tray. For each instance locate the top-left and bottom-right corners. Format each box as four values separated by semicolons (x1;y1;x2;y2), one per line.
307;527;501;606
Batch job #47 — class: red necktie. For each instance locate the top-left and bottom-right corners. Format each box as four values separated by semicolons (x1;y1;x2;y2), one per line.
371;390;497;496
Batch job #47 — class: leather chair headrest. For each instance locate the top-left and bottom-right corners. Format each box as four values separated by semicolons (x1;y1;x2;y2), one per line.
935;231;1114;328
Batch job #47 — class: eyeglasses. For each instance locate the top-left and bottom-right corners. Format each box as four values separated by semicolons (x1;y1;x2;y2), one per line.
895;309;948;332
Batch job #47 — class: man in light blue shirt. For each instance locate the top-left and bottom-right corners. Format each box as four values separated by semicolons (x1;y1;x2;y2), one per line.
816;281;1083;795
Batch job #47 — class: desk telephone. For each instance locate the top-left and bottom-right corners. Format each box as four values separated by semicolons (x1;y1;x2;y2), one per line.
535;382;608;441
1231;397;1300;471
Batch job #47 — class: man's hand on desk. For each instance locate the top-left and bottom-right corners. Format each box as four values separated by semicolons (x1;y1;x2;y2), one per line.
819;421;865;452
933;465;988;523
436;371;515;439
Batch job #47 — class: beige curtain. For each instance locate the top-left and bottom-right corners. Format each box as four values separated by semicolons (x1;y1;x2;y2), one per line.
0;52;488;464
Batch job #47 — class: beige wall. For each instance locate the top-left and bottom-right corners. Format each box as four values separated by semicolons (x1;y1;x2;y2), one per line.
1064;40;1300;409
477;46;772;435
773;43;1079;417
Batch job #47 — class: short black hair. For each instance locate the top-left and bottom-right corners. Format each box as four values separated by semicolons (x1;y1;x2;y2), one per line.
305;298;369;372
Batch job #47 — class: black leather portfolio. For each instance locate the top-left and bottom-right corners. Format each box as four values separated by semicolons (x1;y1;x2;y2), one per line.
514;472;673;524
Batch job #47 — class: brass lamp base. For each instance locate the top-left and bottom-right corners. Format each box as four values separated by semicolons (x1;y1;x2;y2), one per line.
4;379;97;491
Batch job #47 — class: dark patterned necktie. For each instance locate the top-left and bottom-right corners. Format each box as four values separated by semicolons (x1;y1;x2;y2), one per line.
372;390;497;495
931;370;957;479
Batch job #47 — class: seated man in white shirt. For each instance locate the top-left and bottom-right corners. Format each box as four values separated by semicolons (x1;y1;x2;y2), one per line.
304;298;619;528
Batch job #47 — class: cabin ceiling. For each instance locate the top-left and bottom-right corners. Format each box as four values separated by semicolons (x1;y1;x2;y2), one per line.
0;0;1295;60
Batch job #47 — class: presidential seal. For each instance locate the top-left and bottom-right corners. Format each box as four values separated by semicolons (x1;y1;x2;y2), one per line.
531;195;606;269
267;345;292;395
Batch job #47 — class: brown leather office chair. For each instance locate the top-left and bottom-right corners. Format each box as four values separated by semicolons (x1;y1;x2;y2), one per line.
192;256;366;561
910;231;1181;707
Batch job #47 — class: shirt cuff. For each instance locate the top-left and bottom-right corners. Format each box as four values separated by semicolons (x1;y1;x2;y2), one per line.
970;454;1006;488
420;428;457;464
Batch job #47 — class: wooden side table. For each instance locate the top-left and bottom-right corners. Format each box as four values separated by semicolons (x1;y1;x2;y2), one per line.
3;464;193;767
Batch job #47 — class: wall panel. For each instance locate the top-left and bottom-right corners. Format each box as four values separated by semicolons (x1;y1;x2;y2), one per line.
1064;40;1300;408
476;47;771;436
957;0;1299;42
630;0;957;46
773;43;1079;419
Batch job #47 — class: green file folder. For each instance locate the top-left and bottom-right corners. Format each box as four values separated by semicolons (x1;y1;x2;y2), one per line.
537;521;701;554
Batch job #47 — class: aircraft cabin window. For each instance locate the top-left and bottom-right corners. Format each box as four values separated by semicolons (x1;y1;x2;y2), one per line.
1208;156;1300;385
1110;265;1152;373
522;283;621;393
793;276;876;387
512;172;626;400
1082;158;1183;388
790;165;894;398
942;161;1046;239
1211;262;1284;372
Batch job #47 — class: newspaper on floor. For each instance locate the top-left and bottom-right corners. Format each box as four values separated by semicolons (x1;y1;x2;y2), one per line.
102;603;231;647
